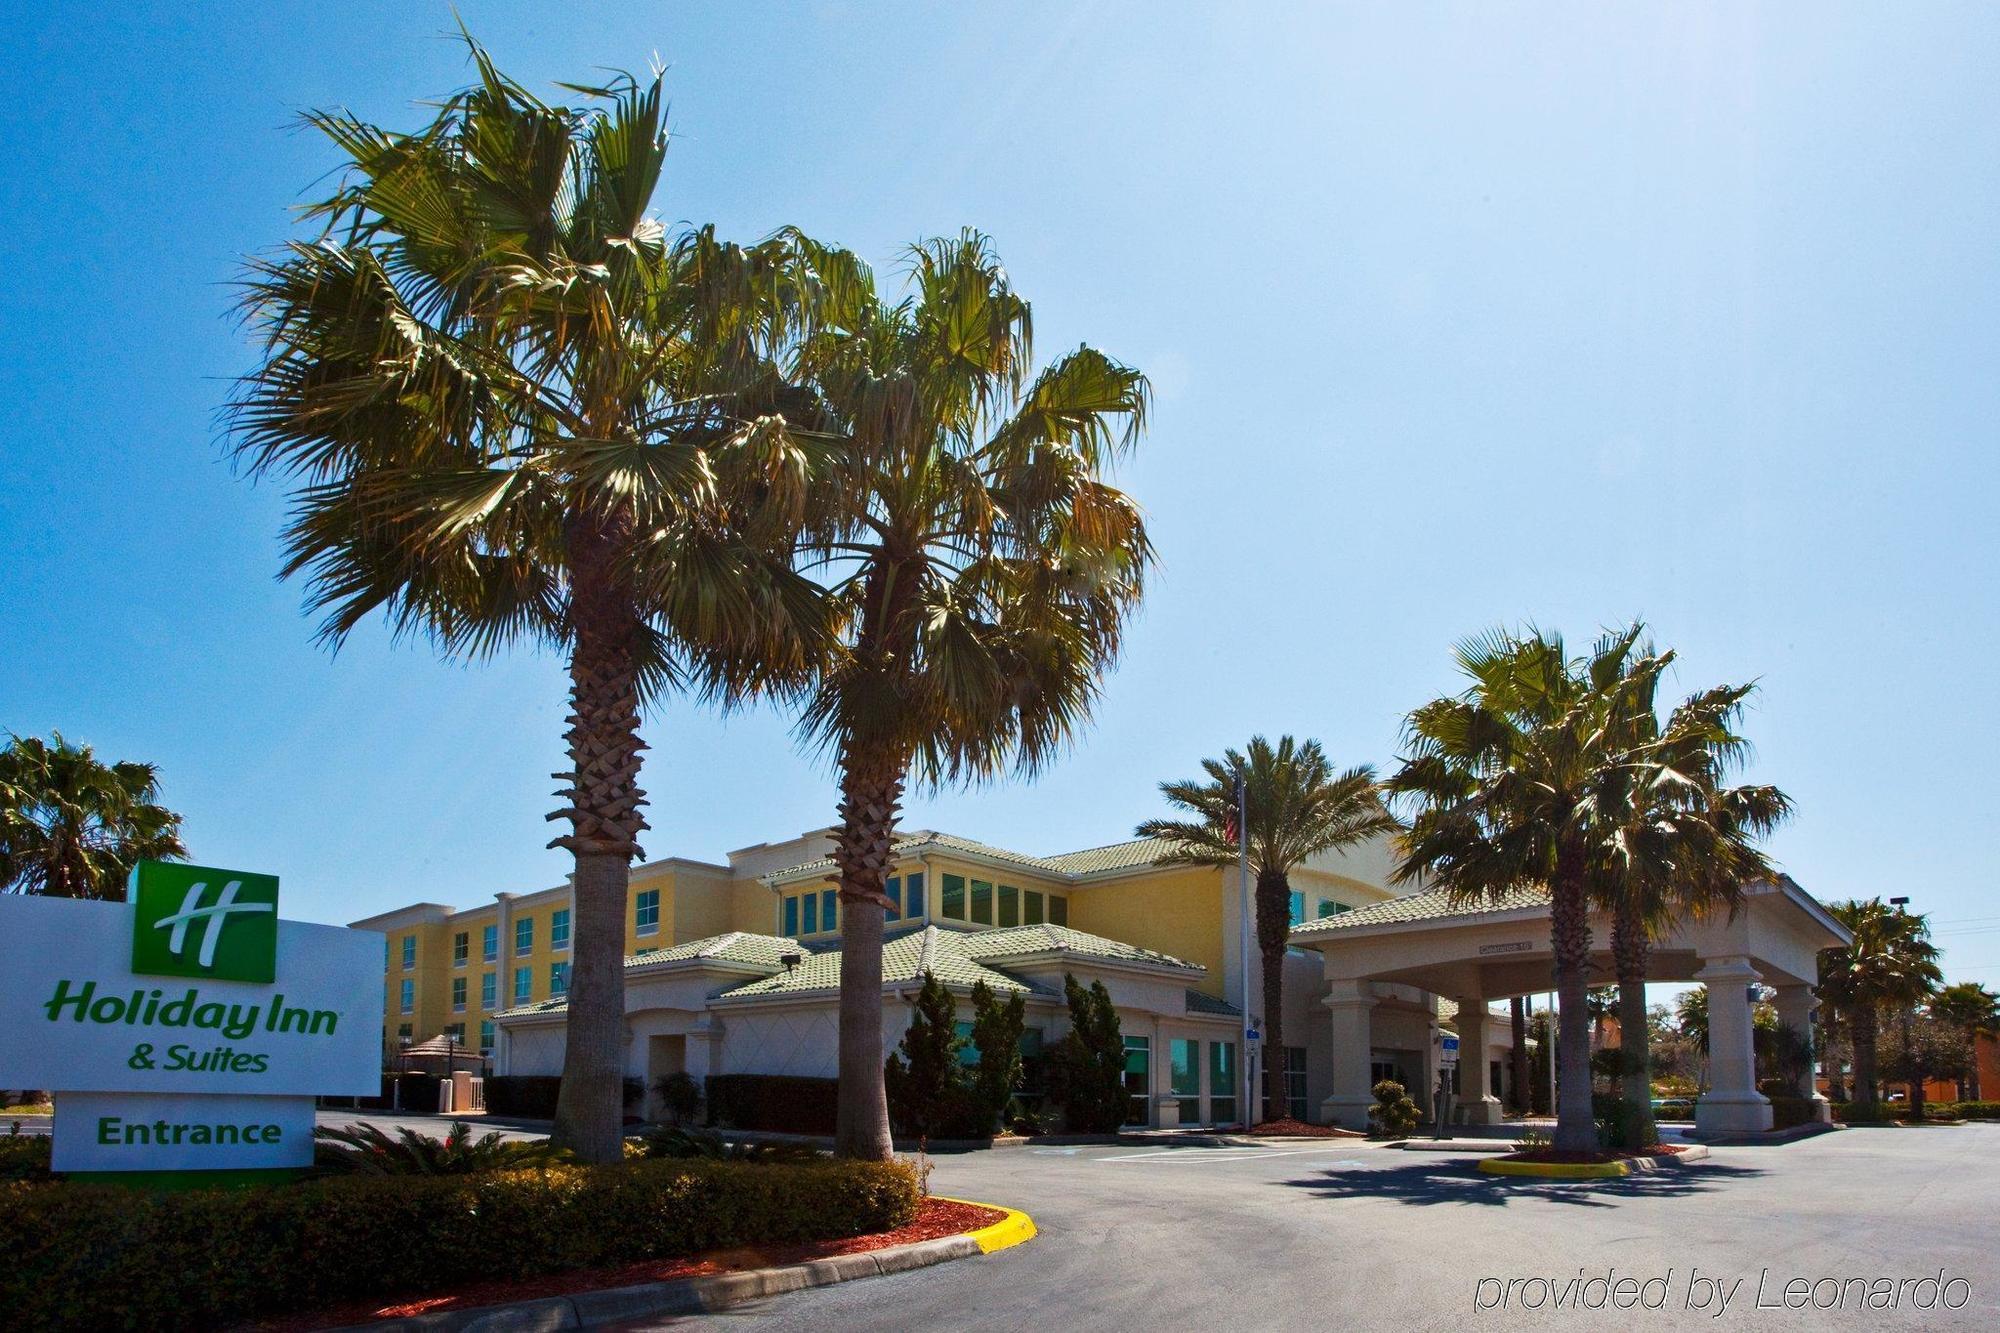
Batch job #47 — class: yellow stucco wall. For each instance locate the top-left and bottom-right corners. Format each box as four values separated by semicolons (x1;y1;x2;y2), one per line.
1069;866;1225;996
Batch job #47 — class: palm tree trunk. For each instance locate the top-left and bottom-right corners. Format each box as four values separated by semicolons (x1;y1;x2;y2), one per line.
1509;997;1529;1113
1549;853;1597;1153
832;741;902;1161
1611;900;1656;1149
548;524;648;1165
1852;1006;1879;1105
1252;867;1294;1124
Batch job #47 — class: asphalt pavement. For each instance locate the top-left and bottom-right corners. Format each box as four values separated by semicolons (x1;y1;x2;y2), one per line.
604;1124;2000;1331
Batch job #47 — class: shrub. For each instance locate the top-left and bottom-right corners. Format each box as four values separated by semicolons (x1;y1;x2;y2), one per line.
0;1134;52;1181
640;1126;822;1164
0;1157;918;1329
485;1075;642;1119
655;1071;702;1125
1951;1100;2000;1120
1046;973;1128;1133
885;975;1027;1139
1766;1097;1821;1131
1832;1100;1896;1123
313;1120;561;1175
1368;1079;1421;1136
705;1075;839;1135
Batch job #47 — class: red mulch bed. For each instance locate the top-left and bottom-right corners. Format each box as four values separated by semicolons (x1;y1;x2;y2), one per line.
263;1196;1004;1331
1246;1118;1367;1138
1501;1144;1688;1164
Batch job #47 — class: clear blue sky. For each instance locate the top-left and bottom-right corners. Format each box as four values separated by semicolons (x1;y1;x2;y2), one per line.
4;3;1996;982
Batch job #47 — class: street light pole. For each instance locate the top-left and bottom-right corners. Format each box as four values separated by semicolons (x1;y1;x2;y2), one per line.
1236;773;1254;1127
1890;896;1914;1111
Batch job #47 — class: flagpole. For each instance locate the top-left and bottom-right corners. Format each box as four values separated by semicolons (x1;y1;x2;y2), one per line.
1237;772;1253;1127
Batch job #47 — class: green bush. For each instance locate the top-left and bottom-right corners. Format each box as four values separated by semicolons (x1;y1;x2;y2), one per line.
1766;1096;1821;1130
1950;1100;2000;1120
0;1134;52;1181
639;1126;822;1164
0;1157;918;1329
705;1074;838;1135
312;1120;562;1175
1832;1100;1896;1123
1368;1079;1421;1136
1046;974;1127;1133
654;1071;703;1125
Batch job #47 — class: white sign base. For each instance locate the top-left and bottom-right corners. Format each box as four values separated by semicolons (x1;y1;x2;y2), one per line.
52;1092;316;1173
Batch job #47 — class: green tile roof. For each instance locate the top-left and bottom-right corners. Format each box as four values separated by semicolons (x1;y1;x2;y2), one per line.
957;923;1201;972
491;997;569;1020
1290;884;1550;936
624;931;798;969
1039;836;1183;875
717;926;1032;1000
1184;988;1243;1017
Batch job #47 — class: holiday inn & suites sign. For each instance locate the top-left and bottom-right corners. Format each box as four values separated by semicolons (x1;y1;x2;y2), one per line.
0;860;382;1176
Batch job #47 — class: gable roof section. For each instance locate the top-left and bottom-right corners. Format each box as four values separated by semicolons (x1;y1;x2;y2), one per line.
760;830;1192;887
1290;884;1551;936
624;931;796;970
715;925;1031;1001
956;922;1202;973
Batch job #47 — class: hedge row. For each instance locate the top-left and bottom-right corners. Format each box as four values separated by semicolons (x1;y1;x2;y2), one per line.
706;1074;839;1135
485;1074;643;1119
0;1157;918;1329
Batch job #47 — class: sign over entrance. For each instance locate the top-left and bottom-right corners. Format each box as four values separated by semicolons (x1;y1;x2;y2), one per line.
0;862;383;1176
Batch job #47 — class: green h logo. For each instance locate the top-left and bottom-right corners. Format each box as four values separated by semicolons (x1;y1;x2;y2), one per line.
131;861;280;983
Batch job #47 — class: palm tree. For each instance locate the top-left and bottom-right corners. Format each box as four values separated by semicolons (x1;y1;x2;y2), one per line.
1389;625;1676;1153
0;732;186;898
230;40;847;1162
1932;982;2000;1100
1594;670;1790;1147
1819;900;1942;1105
1137;736;1397;1123
794;232;1151;1160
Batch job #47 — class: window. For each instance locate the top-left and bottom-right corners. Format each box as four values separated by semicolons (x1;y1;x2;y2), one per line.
971;880;994;926
399;979;413;1015
954;1020;979;1068
1049;895;1068;927
635;889;660;936
444;1022;464;1042
783;894;800;937
1208;1042;1237;1125
384;938;390;969
479;1020;494;1054
802;892;819;935
550;908;570;951
1123;1036;1151;1125
941;874;966;920
885;876;901;921
397;1022;413;1040
401;936;416;970
453;932;468;966
1171;1038;1201;1122
821;889;837;933
905;872;925;919
451;977;467;1013
513;966;532;1005
998;884;1019;928
1024;889;1045;925
1319;899;1351;918
515;916;534;957
1284;1046;1308;1121
1288;891;1305;927
482;924;498;963
481;972;497;1009
550;961;570;998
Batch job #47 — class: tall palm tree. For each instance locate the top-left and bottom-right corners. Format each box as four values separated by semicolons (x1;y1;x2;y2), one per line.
1389;625;1675;1153
0;732;186;898
1819;899;1942;1105
1593;668;1790;1147
1137;736;1397;1122
1932;982;2000;1100
230;40;846;1162
795;233;1151;1160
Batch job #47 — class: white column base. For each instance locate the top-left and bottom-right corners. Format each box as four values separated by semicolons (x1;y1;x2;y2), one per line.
1323;1095;1373;1131
1460;1094;1504;1126
1696;1091;1773;1134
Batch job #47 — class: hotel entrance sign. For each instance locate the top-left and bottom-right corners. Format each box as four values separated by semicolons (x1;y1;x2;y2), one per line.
0;862;384;1175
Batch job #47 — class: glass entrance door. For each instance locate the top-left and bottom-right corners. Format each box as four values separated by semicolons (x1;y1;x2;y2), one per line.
1123;1036;1151;1126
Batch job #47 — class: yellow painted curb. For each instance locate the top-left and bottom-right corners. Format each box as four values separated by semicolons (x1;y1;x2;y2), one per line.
1479;1156;1634;1179
937;1196;1038;1253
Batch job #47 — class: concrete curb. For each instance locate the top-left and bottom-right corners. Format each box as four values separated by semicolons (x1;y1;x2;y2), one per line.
340;1198;1033;1331
1478;1143;1711;1179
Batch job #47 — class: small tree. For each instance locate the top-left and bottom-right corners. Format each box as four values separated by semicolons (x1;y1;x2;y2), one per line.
1881;1011;1971;1114
653;1071;701;1126
1047;974;1128;1132
885;972;970;1139
1368;1079;1421;1136
967;981;1027;1135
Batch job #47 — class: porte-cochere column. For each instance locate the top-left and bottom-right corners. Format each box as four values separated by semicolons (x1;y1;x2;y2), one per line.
1695;955;1773;1134
1321;979;1376;1130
